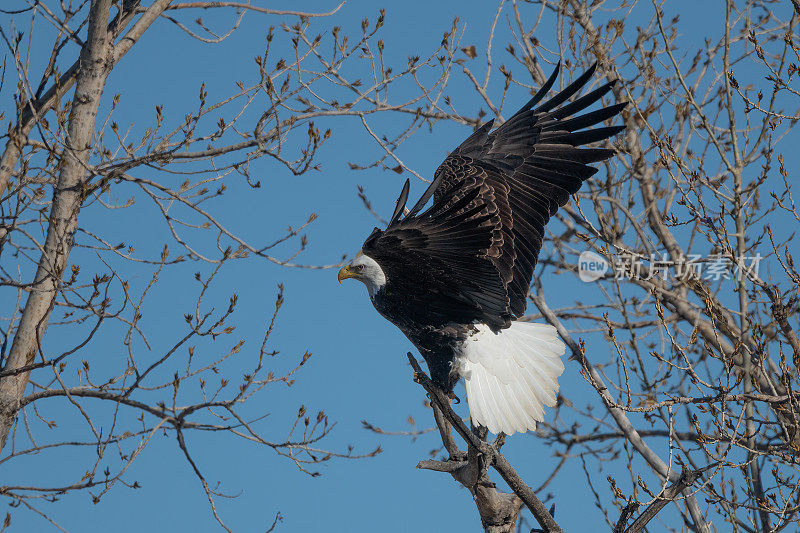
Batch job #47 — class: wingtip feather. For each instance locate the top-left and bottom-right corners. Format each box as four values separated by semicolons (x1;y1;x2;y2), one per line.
387;178;410;227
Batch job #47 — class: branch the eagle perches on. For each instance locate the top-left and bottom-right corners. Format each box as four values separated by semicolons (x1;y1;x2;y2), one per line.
407;353;562;533
408;352;714;533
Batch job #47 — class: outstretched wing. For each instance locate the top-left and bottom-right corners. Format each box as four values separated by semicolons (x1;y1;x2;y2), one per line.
432;62;625;317
364;62;625;328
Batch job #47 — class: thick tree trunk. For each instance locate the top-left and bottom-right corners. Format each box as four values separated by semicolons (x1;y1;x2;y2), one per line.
0;0;113;449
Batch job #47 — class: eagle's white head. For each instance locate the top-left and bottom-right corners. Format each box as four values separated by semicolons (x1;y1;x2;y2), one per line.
338;252;386;297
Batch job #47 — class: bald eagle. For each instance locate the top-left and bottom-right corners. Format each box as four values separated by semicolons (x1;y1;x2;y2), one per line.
338;63;625;435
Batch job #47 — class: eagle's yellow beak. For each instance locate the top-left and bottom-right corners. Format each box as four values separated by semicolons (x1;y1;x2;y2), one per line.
338;265;356;283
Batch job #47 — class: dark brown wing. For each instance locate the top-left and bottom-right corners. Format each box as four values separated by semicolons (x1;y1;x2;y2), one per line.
432;62;625;317
363;183;513;329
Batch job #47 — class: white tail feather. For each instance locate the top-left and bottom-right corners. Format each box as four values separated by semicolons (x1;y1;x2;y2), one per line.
457;322;565;435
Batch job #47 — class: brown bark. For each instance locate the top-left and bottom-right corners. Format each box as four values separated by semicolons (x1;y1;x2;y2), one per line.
419;403;524;533
0;0;113;449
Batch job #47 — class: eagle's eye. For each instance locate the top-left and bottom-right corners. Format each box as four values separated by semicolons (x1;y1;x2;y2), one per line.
354;264;365;271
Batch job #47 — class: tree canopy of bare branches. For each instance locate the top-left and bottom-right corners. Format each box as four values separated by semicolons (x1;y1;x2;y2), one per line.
2;0;800;532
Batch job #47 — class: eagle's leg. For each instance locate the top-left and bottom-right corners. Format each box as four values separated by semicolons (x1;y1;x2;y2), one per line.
419;350;458;388
415;350;462;405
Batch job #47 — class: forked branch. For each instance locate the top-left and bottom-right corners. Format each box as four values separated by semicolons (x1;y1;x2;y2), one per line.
407;353;562;533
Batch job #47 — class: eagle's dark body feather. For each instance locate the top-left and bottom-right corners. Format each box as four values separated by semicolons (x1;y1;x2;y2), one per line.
360;63;625;393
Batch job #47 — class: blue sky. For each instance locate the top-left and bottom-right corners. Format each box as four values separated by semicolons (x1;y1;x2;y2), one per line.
2;0;798;531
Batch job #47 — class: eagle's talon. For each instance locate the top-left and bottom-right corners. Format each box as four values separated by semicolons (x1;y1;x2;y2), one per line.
448;392;461;404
